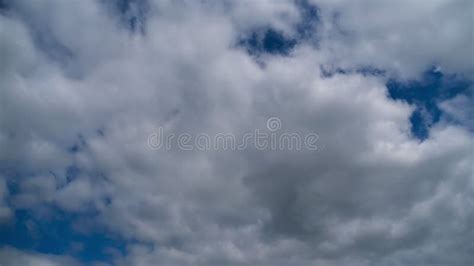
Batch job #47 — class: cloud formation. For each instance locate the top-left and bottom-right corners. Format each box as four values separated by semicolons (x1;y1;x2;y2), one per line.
0;0;473;265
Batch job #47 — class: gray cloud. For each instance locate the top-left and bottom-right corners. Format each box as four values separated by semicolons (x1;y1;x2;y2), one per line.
0;247;82;266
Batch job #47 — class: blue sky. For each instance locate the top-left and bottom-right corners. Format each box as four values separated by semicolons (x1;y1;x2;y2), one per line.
387;68;471;140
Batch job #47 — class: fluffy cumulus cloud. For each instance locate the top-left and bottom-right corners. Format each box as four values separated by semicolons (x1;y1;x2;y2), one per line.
0;0;473;266
313;0;474;78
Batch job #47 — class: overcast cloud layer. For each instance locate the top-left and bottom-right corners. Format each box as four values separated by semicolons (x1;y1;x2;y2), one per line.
0;1;473;265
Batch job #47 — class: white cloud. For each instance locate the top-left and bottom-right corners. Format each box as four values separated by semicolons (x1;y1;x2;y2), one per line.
0;1;473;265
313;0;474;78
440;89;474;129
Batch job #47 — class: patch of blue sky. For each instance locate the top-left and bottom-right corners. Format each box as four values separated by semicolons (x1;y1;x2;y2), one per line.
0;164;124;264
295;0;320;41
106;0;148;34
319;65;471;140
67;134;87;154
320;65;386;78
238;0;319;56
238;29;297;56
0;209;127;264
387;68;471;140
